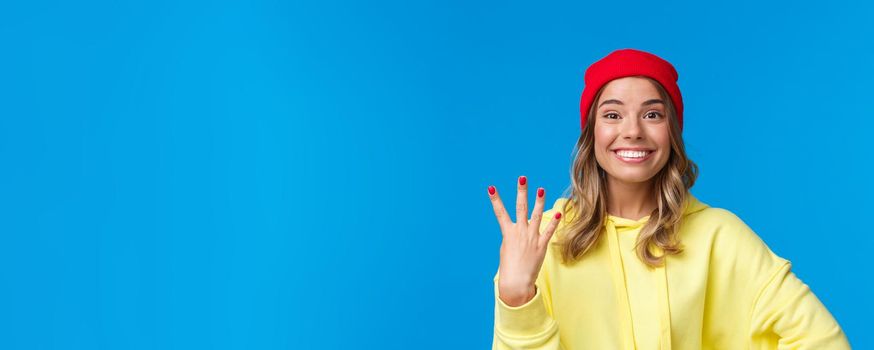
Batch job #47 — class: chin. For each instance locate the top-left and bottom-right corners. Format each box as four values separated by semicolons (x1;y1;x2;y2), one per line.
606;167;660;184
613;173;657;184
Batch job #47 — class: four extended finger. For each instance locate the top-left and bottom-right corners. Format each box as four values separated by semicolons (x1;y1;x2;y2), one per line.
530;186;546;234
516;175;528;231
539;211;562;248
487;185;512;233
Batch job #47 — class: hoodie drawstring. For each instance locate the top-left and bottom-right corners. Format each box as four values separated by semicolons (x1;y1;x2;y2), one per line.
656;247;673;350
606;218;637;350
605;217;673;350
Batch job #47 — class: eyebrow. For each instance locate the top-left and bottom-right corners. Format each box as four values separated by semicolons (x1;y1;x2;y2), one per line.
598;98;665;108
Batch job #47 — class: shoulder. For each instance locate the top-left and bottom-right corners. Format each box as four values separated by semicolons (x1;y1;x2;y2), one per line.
683;205;744;228
685;205;788;271
685;206;792;310
684;206;765;243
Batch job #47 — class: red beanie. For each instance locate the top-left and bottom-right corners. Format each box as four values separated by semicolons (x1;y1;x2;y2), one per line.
579;48;684;132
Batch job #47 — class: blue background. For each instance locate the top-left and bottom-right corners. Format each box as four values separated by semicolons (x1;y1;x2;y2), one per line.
1;0;872;348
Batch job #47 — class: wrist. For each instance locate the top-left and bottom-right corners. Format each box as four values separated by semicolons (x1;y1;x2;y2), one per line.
499;284;537;307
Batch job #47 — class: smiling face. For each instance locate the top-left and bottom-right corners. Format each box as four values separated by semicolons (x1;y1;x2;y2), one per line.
593;76;672;186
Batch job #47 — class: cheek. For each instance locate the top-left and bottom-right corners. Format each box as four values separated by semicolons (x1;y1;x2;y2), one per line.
646;126;670;149
594;126;615;148
593;127;615;165
651;129;671;163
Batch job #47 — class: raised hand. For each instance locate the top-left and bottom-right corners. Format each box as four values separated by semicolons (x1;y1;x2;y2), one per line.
488;175;561;307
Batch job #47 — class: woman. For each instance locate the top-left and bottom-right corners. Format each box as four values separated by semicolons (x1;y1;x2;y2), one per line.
487;49;850;349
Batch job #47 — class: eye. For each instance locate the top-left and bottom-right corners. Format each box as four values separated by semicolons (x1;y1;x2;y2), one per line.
645;111;663;119
603;112;620;120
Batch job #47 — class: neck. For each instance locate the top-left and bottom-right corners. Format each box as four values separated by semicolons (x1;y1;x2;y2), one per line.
605;176;656;221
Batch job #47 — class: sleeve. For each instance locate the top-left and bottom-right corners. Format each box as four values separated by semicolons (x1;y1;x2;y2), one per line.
491;204;563;350
749;261;851;349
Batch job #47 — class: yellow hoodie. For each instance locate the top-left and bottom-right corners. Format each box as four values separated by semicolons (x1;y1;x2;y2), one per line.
493;193;850;349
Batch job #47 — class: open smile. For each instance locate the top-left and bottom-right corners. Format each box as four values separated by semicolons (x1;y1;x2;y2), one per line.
612;149;654;164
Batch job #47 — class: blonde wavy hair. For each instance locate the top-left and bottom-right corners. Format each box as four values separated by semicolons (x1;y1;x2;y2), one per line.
555;76;698;268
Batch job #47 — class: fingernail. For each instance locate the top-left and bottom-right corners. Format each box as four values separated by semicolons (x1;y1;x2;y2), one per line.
519;176;527;186
537;188;544;198
488;185;496;195
554;212;562;220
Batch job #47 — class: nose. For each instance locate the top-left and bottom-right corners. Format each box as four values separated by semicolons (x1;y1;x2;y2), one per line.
621;115;643;140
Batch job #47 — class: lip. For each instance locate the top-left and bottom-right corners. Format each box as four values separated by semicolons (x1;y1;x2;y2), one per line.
612;149;655;164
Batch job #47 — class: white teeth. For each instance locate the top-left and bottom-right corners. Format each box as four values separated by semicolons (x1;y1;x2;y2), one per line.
615;150;650;158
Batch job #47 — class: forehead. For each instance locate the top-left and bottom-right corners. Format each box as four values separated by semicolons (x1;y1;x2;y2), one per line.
598;77;661;103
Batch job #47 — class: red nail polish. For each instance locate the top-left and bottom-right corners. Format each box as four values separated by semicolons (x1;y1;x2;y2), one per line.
537;188;544;198
488;186;496;195
519;176;527;186
554;212;562;219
